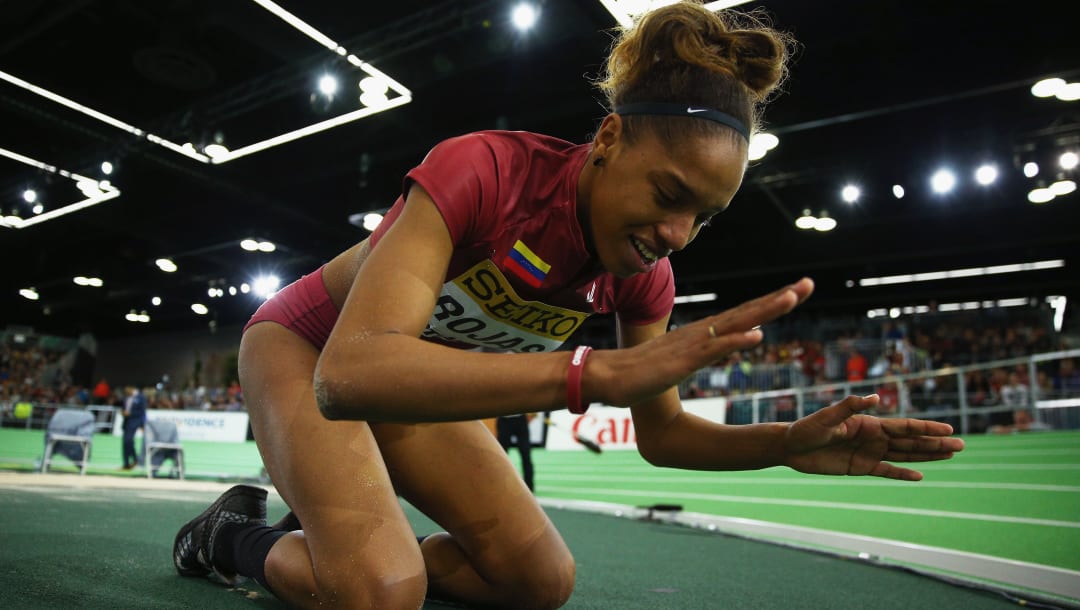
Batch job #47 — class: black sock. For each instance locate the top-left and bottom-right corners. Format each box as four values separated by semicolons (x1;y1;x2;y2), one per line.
215;523;287;593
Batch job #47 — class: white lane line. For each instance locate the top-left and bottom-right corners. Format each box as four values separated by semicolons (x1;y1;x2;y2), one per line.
962;449;1080;456
540;486;1080;529
540;462;1080;472
538;474;1080;492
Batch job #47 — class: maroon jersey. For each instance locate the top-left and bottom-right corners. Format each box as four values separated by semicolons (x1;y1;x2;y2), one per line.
371;130;674;353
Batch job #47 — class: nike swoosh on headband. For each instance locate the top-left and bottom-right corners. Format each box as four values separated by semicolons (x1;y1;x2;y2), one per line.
613;102;750;141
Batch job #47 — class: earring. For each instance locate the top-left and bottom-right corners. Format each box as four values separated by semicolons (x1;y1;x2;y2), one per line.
593;156;604;167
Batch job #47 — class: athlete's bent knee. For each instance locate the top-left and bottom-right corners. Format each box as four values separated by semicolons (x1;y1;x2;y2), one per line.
315;568;428;609
506;551;576;610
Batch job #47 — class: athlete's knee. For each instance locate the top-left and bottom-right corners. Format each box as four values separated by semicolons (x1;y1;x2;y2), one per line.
490;544;576;610
519;550;576;609
313;561;428;609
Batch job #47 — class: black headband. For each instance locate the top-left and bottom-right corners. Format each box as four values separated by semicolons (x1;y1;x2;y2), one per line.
613;102;750;141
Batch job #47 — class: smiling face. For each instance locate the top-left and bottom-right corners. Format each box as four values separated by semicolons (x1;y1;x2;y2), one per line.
579;114;748;278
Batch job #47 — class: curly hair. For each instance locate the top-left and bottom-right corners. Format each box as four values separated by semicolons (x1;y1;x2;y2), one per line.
596;1;794;144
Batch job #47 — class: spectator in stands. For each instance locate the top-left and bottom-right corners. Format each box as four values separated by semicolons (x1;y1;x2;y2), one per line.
91;378;111;405
172;5;963;608
725;350;752;394
121;385;147;471
846;347;868;382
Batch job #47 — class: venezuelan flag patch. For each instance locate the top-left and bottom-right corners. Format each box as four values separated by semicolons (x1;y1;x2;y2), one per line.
503;239;551;288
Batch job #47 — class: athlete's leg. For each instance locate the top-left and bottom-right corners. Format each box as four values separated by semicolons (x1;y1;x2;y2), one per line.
238;323;427;609
372;420;575;609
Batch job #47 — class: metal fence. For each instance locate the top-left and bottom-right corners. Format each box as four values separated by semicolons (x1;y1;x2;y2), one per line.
722;348;1080;434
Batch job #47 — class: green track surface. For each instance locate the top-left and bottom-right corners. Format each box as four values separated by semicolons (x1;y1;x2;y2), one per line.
2;426;1078;592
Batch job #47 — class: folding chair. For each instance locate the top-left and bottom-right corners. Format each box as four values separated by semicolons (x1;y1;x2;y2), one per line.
41;408;95;475
144;418;185;479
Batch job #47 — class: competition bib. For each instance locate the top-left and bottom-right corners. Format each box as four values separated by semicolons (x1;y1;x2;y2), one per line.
422;260;590;352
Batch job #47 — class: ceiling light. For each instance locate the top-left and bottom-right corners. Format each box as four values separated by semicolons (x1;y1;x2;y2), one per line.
19;288;39;300
1049;180;1076;196
840;184;860;203
317;74;338;97
974;164;998;185
155;258;178;272
240;239;260;251
511;3;539;31
930;168;956;194
892;185;905;199
191;303;209;315
363;212;384;231
0;147;121;229
1060;151;1078;170
1027;187;1055;204
1057;82;1080;102
673;292;717;304
0;1;413;166
748;132;778;161
31;204;44;215
204;143;230;159
151;296;162;306
257;240;276;252
252;275;282;299
858;259;1064;286
101;161;113;175
1023;162;1039;178
596;0;752;28
73;276;104;287
795;209;816;230
1030;77;1065;98
813;211;836;232
22;189;37;203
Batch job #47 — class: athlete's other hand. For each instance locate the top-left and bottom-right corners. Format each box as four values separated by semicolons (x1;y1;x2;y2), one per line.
783;394;965;481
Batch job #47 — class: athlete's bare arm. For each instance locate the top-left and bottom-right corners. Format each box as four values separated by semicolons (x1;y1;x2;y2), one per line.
314;183;811;422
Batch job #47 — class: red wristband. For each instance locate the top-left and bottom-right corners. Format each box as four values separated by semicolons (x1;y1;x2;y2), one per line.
566;345;593;414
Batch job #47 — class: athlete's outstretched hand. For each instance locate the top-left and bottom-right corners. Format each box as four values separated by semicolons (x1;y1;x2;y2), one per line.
597;278;814;407
783;394;965;481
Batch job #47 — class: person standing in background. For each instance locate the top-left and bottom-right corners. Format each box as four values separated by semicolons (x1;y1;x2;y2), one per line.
497;413;536;492
121;385;147;471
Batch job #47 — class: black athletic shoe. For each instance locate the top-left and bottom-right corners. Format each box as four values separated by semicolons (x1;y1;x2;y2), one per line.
174;485;267;585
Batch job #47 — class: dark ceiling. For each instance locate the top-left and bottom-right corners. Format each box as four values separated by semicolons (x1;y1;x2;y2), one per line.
2;0;1079;340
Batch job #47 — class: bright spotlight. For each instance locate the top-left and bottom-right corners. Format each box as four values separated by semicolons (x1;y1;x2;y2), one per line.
892;185;905;199
101;161;114;175
318;74;338;97
1028;188;1054;204
841;184;860;203
363;212;383;231
511;3;539;31
1030;77;1065;98
151;296;162;306
252;275;281;299
32;204;43;215
1060;151;1079;170
257;240;276;252
813;212;836;232
1023;162;1039;178
155;258;178;273
19;288;39;300
748;132;779;161
974;164;998;186
22;189;36;203
1050;180;1076;196
191;303;209;315
930;169;956;194
794;209;816;230
240;239;260;251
